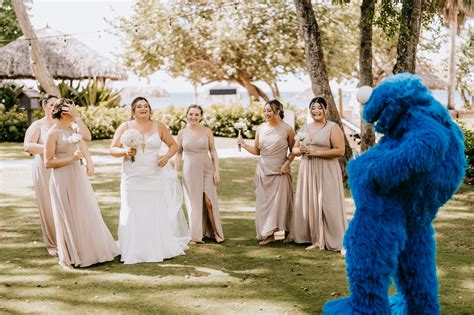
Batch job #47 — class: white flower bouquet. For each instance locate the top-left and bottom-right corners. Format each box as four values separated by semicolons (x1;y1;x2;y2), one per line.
68;123;83;165
234;121;248;152
294;130;307;142
121;129;143;163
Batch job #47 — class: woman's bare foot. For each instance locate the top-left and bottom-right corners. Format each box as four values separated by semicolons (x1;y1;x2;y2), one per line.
305;243;320;251
47;248;58;256
214;234;224;243
259;235;275;246
61;264;74;270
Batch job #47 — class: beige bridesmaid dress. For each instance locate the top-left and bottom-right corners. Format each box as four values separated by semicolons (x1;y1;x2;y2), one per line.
254;122;293;240
182;128;224;243
32;125;57;254
49;128;119;267
290;121;347;251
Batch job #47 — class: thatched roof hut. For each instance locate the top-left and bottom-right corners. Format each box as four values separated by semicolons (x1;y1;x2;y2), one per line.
0;27;127;81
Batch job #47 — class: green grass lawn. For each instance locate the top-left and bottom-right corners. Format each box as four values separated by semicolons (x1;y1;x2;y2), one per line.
0;143;473;313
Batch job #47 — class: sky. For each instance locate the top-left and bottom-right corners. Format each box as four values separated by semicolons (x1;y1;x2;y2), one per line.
28;0;311;93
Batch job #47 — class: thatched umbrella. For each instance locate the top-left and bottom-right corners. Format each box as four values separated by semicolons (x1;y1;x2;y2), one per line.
374;65;448;90
0;27;127;81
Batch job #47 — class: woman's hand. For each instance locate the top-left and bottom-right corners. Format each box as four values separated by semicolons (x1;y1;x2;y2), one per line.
86;163;94;176
73;149;83;161
299;142;308;155
125;147;137;160
213;171;220;185
237;135;246;147
62;103;78;120
280;161;290;174
157;155;169;167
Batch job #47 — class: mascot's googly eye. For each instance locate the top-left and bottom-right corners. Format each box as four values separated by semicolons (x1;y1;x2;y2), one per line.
357;86;373;104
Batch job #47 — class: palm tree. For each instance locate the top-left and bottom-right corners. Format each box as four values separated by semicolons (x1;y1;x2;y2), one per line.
441;0;474;110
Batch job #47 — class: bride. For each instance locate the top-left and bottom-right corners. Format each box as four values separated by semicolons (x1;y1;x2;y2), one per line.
110;97;190;264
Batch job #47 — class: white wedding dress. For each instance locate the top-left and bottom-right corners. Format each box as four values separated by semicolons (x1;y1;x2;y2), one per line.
119;130;190;264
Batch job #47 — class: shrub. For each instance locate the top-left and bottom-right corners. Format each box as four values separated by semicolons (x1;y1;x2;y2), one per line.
0;106;42;141
0;82;22;111
459;122;474;184
77;105;129;139
0;102;307;142
40;80;122;107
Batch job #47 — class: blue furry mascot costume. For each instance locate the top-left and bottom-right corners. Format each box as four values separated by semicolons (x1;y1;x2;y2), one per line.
324;73;466;314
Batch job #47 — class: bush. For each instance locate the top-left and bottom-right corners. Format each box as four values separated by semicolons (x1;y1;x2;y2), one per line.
0;82;22;111
459;122;474;184
0;102;306;142
77;105;129;139
0;106;43;141
40;80;122;107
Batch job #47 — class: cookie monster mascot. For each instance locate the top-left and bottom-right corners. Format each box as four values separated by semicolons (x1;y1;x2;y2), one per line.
323;73;466;315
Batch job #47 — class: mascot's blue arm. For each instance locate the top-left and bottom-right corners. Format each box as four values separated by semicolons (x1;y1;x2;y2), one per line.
369;117;449;192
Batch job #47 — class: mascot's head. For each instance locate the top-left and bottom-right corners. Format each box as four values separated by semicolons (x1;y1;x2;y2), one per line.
363;73;433;135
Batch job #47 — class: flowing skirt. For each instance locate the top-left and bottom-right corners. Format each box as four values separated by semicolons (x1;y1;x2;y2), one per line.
50;161;119;267
119;160;190;264
32;155;56;252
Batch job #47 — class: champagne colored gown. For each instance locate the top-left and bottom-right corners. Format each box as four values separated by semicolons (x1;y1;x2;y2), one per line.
254;122;293;240
32;124;56;253
181;128;224;243
290;121;347;250
49;127;119;267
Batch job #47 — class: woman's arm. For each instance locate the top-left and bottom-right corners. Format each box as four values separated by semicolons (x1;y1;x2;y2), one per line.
64;104;92;141
308;124;345;158
23;121;43;155
174;130;184;172
109;123;129;158
238;129;261;156
158;122;178;166
79;139;94;176
280;126;296;174
207;128;220;184
44;129;82;169
292;140;303;157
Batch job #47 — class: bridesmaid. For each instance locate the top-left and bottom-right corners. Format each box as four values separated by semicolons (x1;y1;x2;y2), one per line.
175;104;224;244
23;95;91;256
238;100;295;245
290;96;347;253
44;98;119;268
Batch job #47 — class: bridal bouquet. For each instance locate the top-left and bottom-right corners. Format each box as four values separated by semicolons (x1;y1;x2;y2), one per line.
121;129;143;163
234;121;248;152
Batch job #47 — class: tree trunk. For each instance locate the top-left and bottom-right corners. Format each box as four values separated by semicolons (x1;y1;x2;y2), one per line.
293;0;353;168
359;0;376;152
11;0;60;96
238;74;270;102
393;0;424;74
266;81;281;99
447;4;458;110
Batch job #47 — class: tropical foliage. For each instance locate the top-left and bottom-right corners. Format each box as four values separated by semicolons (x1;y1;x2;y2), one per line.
0;0;22;47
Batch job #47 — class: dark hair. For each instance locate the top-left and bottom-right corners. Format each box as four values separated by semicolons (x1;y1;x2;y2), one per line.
40;94;58;109
186;104;204;116
130;96;153;120
309;96;328;110
51;98;74;119
265;99;284;119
